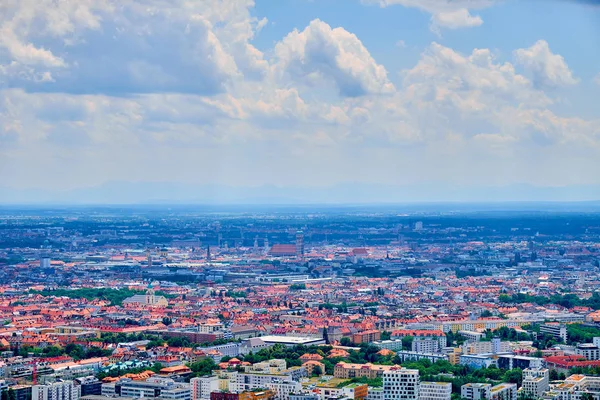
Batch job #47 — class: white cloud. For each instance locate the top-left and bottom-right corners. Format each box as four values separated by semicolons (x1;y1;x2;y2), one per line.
0;1;599;192
0;0;267;94
514;40;578;88
366;0;494;30
273;19;395;97
595;73;600;86
430;9;483;32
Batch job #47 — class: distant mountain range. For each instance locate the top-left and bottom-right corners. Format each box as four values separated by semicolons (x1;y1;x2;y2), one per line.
1;182;600;206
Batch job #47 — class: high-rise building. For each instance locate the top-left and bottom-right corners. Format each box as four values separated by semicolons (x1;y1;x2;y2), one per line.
383;367;420;400
295;231;304;260
191;376;219;400
32;380;80;400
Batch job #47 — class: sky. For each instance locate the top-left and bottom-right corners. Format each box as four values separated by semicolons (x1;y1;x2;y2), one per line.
1;0;600;201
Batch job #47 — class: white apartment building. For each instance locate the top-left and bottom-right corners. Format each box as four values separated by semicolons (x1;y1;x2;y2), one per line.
419;382;451;400
521;368;549;399
413;339;441;354
383;367;420;400
191;376;219;400
367;387;384;400
32;381;81;400
461;383;491;400
489;384;517;400
540;324;568;343
576;344;600;361
555;374;600;400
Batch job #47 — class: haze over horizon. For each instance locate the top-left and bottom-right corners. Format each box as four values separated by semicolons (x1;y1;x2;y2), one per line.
1;0;599;201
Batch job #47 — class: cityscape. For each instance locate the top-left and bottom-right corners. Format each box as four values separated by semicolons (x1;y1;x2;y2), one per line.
0;206;600;400
1;1;600;400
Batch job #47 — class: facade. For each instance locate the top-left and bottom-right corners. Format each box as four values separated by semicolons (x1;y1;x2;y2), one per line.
489;383;517;400
372;340;404;351
390;331;446;354
576;344;600;361
191;376;219;400
353;330;381;345
334;363;398;379
521;368;549;399
122;286;168;307
382;367;420;400
461;384;491;400
118;377;190;400
393;352;448;364
32;381;80;400
74;377;101;397
540;324;568;343
418;383;451;400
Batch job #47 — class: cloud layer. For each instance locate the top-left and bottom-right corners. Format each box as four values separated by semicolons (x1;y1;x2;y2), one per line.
0;0;598;195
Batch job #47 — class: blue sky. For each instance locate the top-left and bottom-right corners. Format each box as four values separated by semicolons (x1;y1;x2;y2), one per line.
0;0;599;200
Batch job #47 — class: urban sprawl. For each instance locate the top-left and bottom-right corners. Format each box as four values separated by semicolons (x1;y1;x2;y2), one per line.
1;207;600;400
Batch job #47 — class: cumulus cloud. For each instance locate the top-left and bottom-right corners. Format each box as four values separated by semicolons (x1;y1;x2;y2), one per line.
514;40;578;89
403;42;549;113
0;0;267;94
273;19;395;97
430;9;483;32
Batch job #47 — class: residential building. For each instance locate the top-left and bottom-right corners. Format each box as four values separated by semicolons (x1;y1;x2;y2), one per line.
521;368;549;399
32;381;80;400
540;324;568;343
461;383;491;400
418;383;451;400
576;344;600;361
191;376;219;400
382;367;420;400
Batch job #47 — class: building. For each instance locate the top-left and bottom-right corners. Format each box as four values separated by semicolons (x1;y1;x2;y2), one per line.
458;331;484;342
540;324;568;343
489;384;517;400
419;382;451;400
296;231;304;260
382;367;420;400
390;331;446;354
122;285;168;307
74;377;102;397
521;368;549;399
12;385;32;400
334;363;398;379
393;352;448;364
117;377;190;400
191;376;219;400
353;330;381;345
461;341;511;355
461;383;491;400
576;344;600;361
545;355;600;375
366;387;383;400
555;374;600;400
497;355;544;370
459;354;496;369
32;381;80;400
257;336;325;348
372;340;404;351
210;391;275;400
